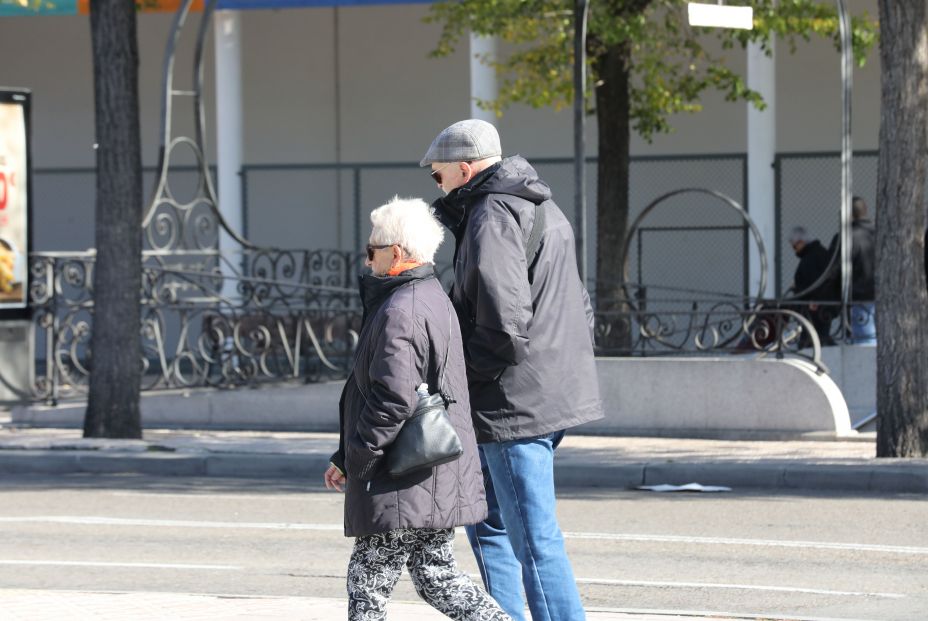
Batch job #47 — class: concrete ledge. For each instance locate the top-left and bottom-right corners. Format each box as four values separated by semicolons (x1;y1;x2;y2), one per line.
582;357;853;438
820;344;876;427
14;358;854;441
12;381;345;431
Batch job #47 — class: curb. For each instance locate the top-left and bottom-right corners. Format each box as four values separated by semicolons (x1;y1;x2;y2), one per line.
1;450;926;493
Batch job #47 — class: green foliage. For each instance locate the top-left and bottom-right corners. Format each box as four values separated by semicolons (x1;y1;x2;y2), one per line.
426;0;878;141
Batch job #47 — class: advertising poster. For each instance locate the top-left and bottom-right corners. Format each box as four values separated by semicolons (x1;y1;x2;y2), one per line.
0;90;30;311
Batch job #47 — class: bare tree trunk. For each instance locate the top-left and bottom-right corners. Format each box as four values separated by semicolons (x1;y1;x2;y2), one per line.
875;0;928;457
593;42;633;351
84;0;143;439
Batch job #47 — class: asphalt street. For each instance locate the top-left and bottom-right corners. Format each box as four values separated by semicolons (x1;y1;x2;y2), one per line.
0;474;925;620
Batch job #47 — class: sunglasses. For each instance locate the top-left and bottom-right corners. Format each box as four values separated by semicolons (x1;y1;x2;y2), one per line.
366;244;393;261
429;162;456;185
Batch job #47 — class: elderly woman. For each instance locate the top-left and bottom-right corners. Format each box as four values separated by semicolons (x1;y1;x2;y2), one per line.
324;197;510;621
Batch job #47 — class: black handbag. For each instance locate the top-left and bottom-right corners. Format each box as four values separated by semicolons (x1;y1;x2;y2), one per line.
384;312;463;478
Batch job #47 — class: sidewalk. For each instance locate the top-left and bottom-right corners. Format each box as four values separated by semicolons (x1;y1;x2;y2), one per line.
0;421;925;492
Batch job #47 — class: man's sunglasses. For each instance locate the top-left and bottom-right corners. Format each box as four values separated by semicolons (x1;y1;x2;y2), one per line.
429;162;456;185
366;244;393;261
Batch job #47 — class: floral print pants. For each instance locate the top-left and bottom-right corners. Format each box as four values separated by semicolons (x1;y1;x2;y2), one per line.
347;527;512;621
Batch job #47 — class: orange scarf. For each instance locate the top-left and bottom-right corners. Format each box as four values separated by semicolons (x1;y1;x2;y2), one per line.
387;261;424;276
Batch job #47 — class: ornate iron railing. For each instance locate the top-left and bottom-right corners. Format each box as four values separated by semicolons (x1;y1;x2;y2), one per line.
28;249;366;404
592;286;830;374
25;251;834;405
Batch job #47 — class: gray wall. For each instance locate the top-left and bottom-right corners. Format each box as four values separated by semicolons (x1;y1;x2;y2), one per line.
1;2;882;300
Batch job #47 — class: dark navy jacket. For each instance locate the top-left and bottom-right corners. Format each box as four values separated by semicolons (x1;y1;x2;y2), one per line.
433;156;604;443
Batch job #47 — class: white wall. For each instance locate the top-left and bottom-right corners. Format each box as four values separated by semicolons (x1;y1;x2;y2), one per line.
1;2;881;257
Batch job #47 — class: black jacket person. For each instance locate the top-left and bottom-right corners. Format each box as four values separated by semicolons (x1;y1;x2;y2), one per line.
432;155;603;442
325;197;509;621
423;118;601;621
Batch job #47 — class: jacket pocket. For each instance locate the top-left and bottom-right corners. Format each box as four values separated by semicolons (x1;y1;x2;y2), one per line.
467;369;510;413
366;468;431;494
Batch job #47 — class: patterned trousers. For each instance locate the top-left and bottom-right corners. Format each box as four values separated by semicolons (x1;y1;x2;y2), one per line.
347;527;512;621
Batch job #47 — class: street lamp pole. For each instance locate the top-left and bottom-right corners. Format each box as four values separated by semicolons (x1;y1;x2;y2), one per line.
836;0;853;340
573;0;589;285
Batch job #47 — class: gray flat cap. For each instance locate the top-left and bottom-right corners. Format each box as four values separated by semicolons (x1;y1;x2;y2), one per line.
420;119;502;167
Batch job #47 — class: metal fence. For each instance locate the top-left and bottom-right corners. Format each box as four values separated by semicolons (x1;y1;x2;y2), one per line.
20;149;876;403
239;153;749;294
775;150;879;297
22;247;827;406
32;166;211;252
28;249;364;404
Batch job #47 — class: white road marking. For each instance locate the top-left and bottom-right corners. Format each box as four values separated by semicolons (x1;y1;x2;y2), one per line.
0;516;342;531
575;577;905;599
3;516;926;557
0;560;241;570
109;491;310;501
563;531;928;556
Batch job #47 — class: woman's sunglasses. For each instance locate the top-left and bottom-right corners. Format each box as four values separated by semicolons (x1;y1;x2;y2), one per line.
366;244;393;261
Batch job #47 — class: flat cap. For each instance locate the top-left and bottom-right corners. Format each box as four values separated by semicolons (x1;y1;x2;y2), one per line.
419;119;502;167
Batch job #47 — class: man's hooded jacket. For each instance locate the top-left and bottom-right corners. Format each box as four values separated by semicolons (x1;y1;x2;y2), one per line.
433;156;603;443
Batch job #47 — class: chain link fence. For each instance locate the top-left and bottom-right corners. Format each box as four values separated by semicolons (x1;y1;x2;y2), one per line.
240;154;749;299
775;150;878;297
32;152;878;306
32;166;208;252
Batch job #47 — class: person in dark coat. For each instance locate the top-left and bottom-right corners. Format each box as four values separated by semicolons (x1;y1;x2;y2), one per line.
788;226;836;347
826;196;877;343
324;197;510;621
422;119;604;621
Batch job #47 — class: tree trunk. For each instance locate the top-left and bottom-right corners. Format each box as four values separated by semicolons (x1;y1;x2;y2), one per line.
84;0;143;439
593;42;633;352
875;0;928;457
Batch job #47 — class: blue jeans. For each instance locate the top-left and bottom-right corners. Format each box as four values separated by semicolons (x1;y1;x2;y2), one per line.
849;303;876;344
465;431;585;621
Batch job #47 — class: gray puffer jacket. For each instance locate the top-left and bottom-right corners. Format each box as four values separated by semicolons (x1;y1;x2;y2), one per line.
433;156;603;443
331;265;487;538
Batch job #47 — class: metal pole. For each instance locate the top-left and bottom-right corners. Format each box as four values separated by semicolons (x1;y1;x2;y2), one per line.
837;0;853;340
573;0;589;284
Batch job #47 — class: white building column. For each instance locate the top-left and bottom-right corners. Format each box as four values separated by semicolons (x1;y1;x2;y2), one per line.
747;40;776;299
214;9;244;296
469;33;497;122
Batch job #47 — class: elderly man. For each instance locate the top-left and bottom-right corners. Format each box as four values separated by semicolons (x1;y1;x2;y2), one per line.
422;119;603;621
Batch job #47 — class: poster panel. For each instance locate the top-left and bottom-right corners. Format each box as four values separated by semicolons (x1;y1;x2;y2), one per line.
0;89;30;312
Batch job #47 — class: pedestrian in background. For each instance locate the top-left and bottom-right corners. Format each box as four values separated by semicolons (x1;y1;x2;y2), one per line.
324;197;510;621
827;196;876;344
422;119;603;621
788;226;836;347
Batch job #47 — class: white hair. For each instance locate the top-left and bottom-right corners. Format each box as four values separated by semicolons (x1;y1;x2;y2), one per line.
369;196;444;263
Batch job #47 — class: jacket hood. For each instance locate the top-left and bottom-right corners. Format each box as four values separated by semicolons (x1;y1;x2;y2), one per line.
432;156;552;233
462;155;552;204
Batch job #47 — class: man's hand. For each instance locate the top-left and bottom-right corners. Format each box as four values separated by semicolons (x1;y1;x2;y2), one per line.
324;464;346;492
